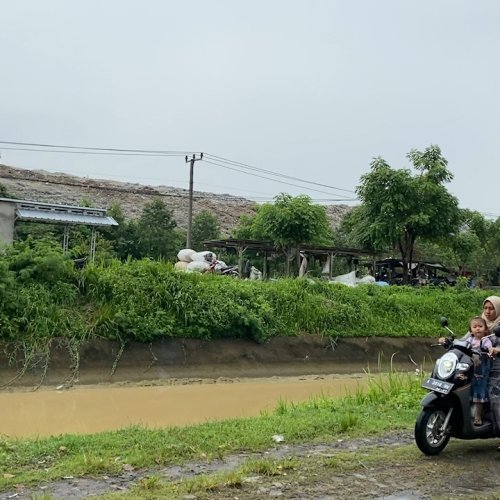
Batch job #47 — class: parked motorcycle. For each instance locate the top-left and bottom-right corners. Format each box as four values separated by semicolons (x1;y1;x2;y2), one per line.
414;318;500;455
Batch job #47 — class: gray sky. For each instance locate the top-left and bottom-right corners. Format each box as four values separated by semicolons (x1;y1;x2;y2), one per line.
1;1;499;216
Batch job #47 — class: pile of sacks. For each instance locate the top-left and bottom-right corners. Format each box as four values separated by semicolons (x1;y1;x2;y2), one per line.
330;270;377;287
175;249;227;273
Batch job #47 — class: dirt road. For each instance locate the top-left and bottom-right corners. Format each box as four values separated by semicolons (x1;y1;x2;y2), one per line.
2;430;500;499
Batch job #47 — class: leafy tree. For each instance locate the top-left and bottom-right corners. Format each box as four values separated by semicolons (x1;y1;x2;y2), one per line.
98;203;140;260
356;145;460;283
234;193;332;275
231;214;257;240
334;205;390;255
136;198;178;260
449;230;484;276
444;210;487;277
191;210;220;251
482;217;500;285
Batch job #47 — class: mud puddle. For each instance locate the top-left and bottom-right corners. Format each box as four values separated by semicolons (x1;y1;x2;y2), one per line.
0;373;368;438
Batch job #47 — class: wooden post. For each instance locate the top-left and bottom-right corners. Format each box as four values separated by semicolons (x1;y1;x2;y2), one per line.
238;246;244;279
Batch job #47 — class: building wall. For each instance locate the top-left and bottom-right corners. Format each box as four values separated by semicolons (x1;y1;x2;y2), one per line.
0;201;15;246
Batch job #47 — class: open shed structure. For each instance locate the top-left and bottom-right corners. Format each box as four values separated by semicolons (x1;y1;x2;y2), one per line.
0;197;118;260
202;238;375;279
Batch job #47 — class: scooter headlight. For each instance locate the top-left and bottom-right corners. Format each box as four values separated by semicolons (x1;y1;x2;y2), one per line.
436;352;458;380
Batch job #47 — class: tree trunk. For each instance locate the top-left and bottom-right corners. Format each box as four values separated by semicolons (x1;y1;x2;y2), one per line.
399;231;416;285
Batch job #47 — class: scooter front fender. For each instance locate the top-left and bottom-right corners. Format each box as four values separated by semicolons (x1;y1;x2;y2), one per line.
420;392;444;408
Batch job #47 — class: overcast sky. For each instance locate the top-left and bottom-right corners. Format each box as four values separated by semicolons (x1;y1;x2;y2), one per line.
1;1;499;216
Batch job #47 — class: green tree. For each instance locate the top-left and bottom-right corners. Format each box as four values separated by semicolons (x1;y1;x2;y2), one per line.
234;193;332;275
334;205;390;255
356;145;460;283
231;214;257;239
136;198;178;260
446;210;487;277
98;203;140;260
191;210;220;251
483;217;500;285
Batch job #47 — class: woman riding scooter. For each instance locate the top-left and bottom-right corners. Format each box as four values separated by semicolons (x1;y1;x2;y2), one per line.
475;297;500;451
438;296;500;345
416;301;500;456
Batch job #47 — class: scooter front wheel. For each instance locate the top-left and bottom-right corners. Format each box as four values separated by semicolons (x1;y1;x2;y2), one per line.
414;408;451;455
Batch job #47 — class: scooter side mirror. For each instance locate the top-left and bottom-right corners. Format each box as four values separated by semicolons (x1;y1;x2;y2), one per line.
492;325;500;337
440;316;448;328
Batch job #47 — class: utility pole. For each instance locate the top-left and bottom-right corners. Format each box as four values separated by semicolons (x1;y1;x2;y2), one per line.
185;153;203;249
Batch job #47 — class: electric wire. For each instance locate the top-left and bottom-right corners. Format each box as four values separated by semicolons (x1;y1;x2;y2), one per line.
0;146;186;158
202;159;356;200
3;139;494;214
0;140;192;155
203;153;356;194
0;139;356;197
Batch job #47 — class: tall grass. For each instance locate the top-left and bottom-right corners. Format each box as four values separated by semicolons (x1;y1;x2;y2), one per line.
0;253;490;343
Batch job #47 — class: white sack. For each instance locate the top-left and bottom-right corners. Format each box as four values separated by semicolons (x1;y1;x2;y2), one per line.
212;260;227;273
186;260;211;273
249;266;263;280
174;261;189;271
177;249;196;263
191;251;217;262
331;270;357;287
357;275;376;284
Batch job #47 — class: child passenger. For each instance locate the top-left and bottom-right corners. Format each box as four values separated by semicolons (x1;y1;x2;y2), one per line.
469;316;493;425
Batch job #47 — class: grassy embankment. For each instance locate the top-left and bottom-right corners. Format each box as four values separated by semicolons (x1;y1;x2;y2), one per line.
1;255;492;346
0;369;425;497
0;249;493;384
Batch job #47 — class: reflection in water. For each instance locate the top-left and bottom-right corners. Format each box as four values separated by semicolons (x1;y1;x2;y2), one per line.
1;376;368;438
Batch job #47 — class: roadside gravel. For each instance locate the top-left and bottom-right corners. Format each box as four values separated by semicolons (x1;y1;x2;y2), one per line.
3;431;500;499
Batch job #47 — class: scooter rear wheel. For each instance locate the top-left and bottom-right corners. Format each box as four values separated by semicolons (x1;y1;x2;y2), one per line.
415;408;451;455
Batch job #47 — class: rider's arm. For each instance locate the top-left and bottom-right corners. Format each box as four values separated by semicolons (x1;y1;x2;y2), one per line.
438;331;470;345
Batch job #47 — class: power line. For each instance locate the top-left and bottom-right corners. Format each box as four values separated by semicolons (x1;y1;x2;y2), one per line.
0;146;186;158
203;159;356;200
0;140;192;155
0;139;357;197
203;153;356;194
249;196;358;202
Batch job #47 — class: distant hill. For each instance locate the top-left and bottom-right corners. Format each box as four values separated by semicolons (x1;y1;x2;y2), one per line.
0;164;352;235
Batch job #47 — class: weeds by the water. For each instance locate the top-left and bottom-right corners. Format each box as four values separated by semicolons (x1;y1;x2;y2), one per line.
0;368;426;492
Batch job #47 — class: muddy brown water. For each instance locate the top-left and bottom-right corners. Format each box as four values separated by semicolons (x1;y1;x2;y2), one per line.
0;335;437;438
1;375;370;438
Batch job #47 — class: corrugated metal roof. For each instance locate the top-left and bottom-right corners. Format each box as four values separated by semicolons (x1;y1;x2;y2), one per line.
16;209;118;226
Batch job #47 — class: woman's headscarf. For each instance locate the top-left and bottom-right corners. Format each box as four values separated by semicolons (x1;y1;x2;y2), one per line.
482;295;500;331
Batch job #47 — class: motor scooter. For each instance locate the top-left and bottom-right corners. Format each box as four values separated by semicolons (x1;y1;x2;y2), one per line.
414;319;500;455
